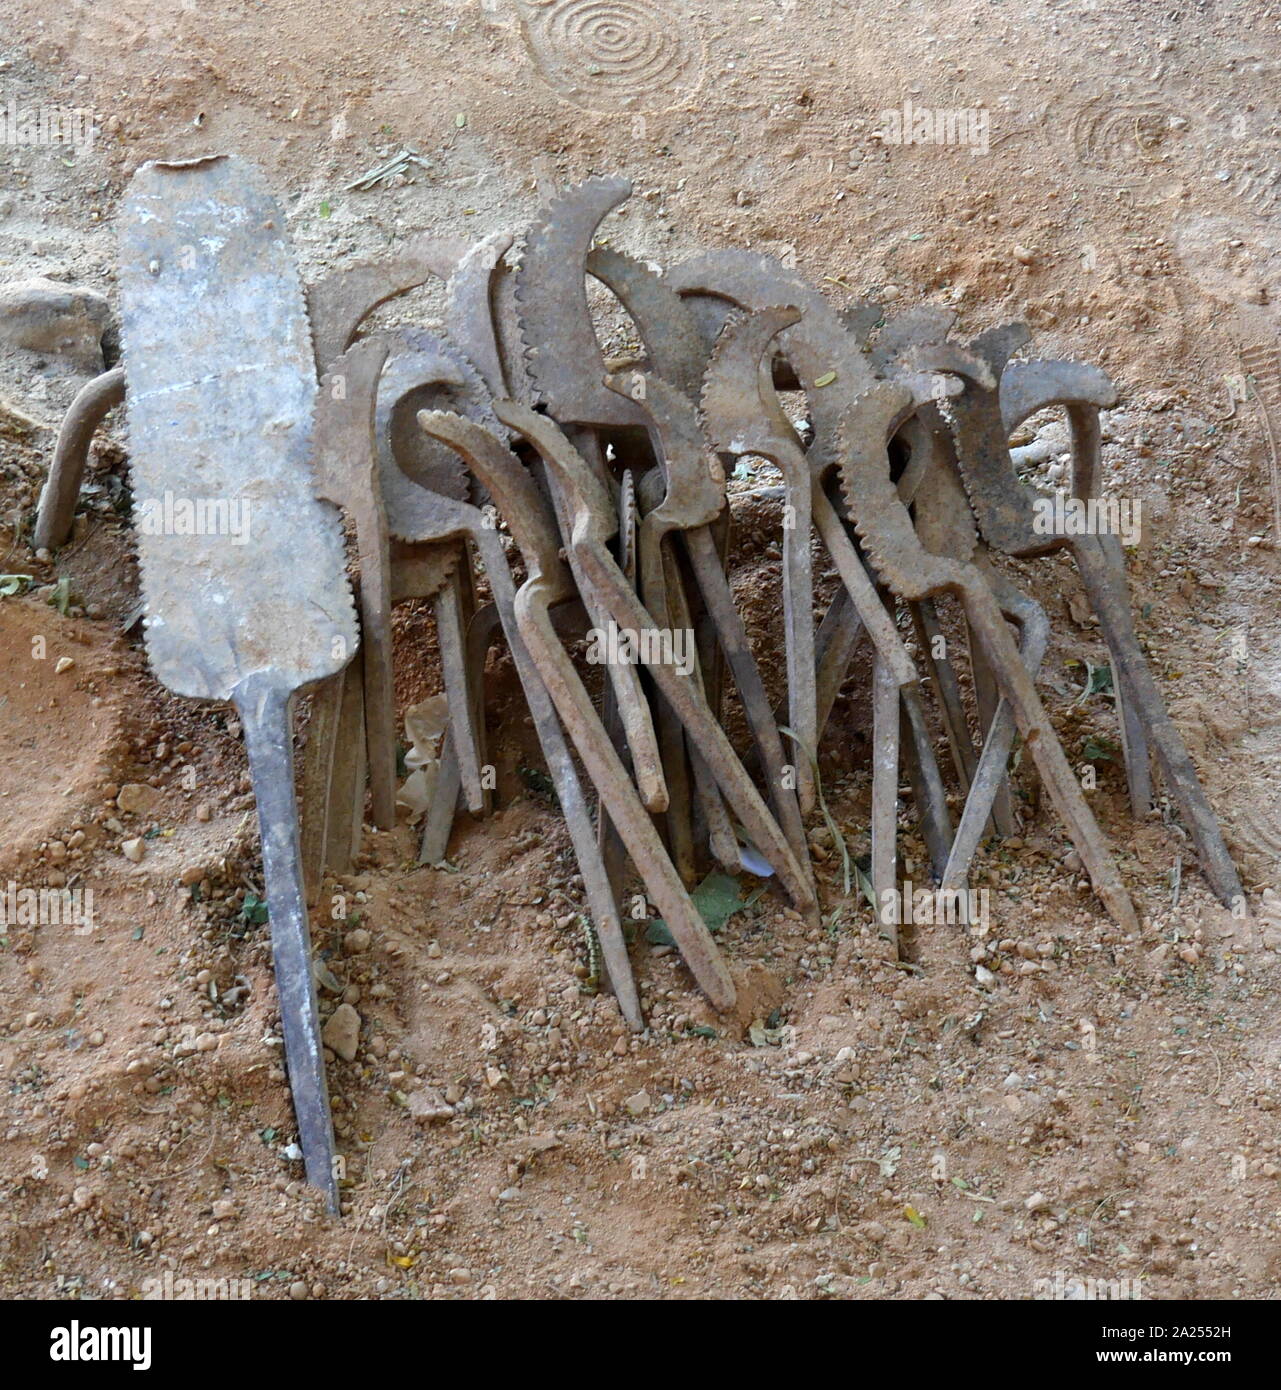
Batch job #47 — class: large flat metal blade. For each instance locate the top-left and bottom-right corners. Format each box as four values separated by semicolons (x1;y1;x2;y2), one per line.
118;154;358;1213
119;154;357;698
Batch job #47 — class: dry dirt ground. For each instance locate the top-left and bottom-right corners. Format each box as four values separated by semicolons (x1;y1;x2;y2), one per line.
1;0;1280;1302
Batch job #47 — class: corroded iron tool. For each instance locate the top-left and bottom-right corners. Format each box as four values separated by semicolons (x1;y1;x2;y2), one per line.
420;409;737;1009
942;330;1243;909
837;381;1139;933
497;400;818;922
119;154;362;1211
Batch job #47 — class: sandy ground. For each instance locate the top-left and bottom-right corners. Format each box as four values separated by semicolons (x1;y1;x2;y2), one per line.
0;0;1279;1301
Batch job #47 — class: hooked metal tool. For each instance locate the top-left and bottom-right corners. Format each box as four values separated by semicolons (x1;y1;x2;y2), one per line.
837;381;1139;935
941;329;1244;909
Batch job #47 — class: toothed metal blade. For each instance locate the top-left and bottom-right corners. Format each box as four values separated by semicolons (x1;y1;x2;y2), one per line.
445;231;514;398
835;384;961;602
586;244;707;398
307;233;469;369
376;327;498;542
698;304;801;456
119;155;357;699
999;358;1118;432
118;153;354;1214
868;304;959;372
514;175;648;428
668;248;875;466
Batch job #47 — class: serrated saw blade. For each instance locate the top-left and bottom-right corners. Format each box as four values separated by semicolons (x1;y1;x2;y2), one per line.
119;155;358;698
118;154;357;1214
376;327;499;541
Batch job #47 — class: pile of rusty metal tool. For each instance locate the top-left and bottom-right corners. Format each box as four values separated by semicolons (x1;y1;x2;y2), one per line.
36;157;1244;1210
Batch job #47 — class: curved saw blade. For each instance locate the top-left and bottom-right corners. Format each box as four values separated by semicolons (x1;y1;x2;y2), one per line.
445;231;514;398
669;248;875;467
306;234;468;369
699;303;802;455
999;358;1119;433
617;465;638;583
868;304;959;373
514;175;648;428
586;244;707;398
375;327;500;543
835;383;958;603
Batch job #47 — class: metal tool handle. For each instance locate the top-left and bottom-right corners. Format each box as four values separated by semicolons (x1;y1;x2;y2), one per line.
961;584;1138;933
233;671;339;1213
1074;536;1244;908
35;366;126;552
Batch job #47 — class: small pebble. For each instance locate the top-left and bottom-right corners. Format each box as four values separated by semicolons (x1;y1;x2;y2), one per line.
116;783;159;816
624;1090;650;1116
322;1003;361;1062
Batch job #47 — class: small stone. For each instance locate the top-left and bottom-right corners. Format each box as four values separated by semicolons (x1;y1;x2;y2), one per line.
322;1003;361;1062
624;1089;650;1116
121;838;146;863
54;656;74;674
975;964;996;988
179;864;205;887
211;1200;235;1220
448;1267;472;1285
72;1186;94;1210
1025;1191;1049;1211
1012;244;1035;265
88;1030;104;1047
195;1032;218;1052
289;1280;309;1301
117;783;160;817
408;1087;454;1123
195;804;212;822
0;277;111;370
344;927;372;954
